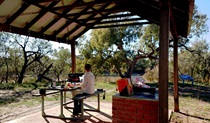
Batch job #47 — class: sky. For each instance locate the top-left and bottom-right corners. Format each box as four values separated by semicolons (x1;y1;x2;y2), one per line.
195;0;210;42
52;0;210;52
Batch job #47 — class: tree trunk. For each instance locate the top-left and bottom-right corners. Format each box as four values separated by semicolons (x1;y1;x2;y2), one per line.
36;63;53;82
17;65;27;84
5;62;9;83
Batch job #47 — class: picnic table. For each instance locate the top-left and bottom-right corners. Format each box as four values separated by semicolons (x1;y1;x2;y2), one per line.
179;74;194;85
32;85;105;121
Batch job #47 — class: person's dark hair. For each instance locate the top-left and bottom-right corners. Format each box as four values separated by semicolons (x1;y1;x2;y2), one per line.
85;64;91;70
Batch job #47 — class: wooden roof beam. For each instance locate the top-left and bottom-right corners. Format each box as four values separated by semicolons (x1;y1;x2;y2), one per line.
64;3;112;40
22;0;60;3
79;13;136;21
67;7;134;16
53;0;128;11
62;25;81;40
92;22;151;29
24;1;59;30
137;0;159;8
53;6;92;36
78;13;138;21
56;4;108;41
0;23;68;44
95;18;147;25
29;2;83;25
128;0;159;25
66;3;112;43
39;0;83;33
130;10;159;25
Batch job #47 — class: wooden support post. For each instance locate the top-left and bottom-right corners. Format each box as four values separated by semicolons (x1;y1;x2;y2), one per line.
159;0;170;122
173;37;179;112
71;41;76;73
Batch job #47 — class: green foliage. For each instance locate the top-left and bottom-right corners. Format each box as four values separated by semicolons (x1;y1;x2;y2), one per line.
94;80;118;102
190;5;209;38
0;97;17;106
0;83;15;90
51;47;71;80
178;39;210;83
78;25;156;77
144;67;158;82
0;32;53;84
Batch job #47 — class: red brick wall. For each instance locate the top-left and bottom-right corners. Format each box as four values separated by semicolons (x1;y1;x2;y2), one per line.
112;96;159;123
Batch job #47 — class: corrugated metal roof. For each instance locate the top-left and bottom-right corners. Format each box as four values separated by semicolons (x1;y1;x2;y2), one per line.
0;0;194;44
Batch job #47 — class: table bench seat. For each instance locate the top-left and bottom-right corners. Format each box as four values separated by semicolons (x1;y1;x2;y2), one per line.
73;90;105;100
64;89;106;121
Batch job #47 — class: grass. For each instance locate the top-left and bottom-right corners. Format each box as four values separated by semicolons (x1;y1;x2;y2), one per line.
94;81;118;102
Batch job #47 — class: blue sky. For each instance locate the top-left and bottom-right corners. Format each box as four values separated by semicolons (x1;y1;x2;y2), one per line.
195;0;210;42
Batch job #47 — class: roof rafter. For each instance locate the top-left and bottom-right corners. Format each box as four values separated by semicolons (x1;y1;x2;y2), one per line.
22;0;60;3
0;23;68;43
6;2;30;24
39;6;77;33
78;13;136;21
92;22;151;29
95;18;147;25
67;7;134;16
65;3;112;43
24;1;59;30
66;3;112;43
53;6;91;36
53;0;128;11
29;2;83;26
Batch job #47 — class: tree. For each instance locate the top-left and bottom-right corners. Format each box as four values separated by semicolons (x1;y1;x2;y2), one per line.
0;32;10;83
51;47;71;82
79;25;159;78
178;39;210;83
2;33;53;84
78;5;208;79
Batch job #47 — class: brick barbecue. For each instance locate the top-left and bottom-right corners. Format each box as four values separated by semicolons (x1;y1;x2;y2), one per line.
112;93;158;123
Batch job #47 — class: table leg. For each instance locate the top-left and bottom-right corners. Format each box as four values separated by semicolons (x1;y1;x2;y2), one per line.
81;100;84;120
97;94;100;111
41;95;46;116
64;91;67;107
59;91;65;118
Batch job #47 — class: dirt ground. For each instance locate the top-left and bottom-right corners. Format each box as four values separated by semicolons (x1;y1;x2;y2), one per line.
168;83;210;123
0;90;59;122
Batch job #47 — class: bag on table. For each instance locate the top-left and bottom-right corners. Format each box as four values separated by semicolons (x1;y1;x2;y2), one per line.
116;78;133;96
